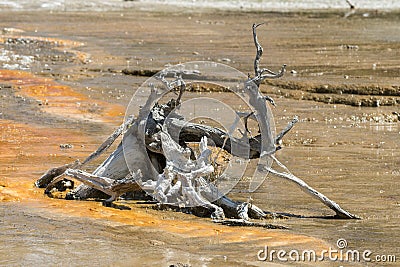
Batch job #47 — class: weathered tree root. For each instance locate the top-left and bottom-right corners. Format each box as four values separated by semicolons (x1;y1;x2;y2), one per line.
36;23;360;225
45;169;140;203
265;159;360;219
35;161;78;188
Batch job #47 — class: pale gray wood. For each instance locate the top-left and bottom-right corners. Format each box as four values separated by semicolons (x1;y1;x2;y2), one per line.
37;23;359;223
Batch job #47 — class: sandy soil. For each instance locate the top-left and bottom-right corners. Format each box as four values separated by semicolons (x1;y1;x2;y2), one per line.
0;8;399;266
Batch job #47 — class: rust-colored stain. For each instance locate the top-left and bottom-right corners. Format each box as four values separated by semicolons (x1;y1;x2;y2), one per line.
0;119;93;201
0;69;124;122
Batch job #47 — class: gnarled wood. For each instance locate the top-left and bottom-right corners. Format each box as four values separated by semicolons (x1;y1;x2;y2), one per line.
36;23;359;224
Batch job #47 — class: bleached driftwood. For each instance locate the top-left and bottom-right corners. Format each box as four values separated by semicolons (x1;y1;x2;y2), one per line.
37;24;359;224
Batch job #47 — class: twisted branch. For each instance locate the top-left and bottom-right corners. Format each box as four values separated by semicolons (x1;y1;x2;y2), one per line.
252;23;286;86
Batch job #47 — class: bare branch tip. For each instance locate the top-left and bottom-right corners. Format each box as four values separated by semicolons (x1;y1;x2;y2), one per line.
253;23;265;29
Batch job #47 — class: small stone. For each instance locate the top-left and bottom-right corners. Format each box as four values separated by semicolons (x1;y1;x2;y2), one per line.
60;144;73;149
149;239;165;246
